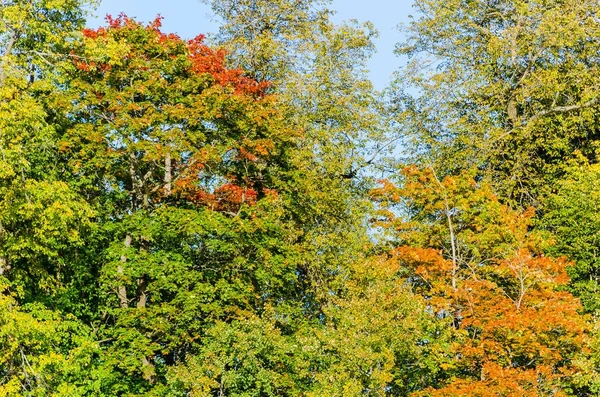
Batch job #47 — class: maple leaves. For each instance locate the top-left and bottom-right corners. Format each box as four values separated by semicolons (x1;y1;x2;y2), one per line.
45;15;309;394
374;167;589;395
2;0;599;394
62;15;288;216
78;14;269;95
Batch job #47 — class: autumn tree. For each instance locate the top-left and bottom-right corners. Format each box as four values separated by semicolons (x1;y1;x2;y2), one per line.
49;15;352;394
372;167;590;395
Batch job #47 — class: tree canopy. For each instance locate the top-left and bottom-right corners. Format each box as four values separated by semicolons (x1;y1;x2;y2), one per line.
1;0;600;395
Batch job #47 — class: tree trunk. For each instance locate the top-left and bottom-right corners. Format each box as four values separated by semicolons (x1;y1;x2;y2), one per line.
164;152;172;195
117;233;132;309
136;276;147;309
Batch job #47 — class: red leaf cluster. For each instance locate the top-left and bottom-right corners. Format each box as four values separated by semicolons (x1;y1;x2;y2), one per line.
76;14;269;96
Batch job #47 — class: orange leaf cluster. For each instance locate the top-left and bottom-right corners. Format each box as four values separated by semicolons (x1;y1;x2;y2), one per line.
377;167;589;395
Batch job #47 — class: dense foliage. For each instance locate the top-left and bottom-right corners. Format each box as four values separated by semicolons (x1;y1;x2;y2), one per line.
1;0;600;395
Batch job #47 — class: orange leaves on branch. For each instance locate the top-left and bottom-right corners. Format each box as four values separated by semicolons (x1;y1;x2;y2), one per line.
172;155;261;214
377;167;589;395
171;145;269;213
176;180;259;214
391;246;451;284
237;147;259;162
187;36;270;95
81;27;105;39
213;183;258;211
421;363;567;397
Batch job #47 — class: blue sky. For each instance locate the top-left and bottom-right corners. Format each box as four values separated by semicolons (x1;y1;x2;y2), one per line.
87;1;414;90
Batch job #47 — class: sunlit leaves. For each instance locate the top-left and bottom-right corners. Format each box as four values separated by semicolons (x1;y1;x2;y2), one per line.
374;168;589;395
395;0;600;205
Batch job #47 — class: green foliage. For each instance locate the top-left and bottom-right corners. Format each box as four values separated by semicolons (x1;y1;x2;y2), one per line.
395;0;600;206
0;280;102;396
3;0;600;395
204;0;390;186
0;0;98;314
203;0;391;304
169;316;305;396
543;159;600;313
306;256;452;396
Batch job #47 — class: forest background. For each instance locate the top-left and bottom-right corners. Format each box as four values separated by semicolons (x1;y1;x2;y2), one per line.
1;0;600;395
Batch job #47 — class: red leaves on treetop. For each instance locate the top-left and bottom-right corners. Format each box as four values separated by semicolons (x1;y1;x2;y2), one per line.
187;35;270;95
72;15;280;215
78;14;269;96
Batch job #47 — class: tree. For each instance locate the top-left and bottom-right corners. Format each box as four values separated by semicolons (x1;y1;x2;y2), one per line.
204;0;391;177
372;167;589;395
394;0;600;206
305;254;453;396
0;0;102;316
542;158;600;314
55;15;347;394
202;0;394;307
